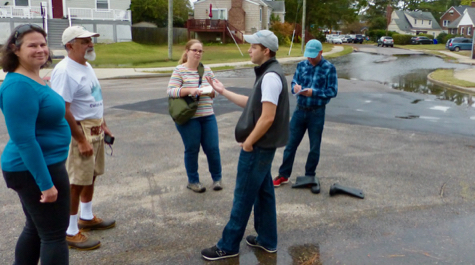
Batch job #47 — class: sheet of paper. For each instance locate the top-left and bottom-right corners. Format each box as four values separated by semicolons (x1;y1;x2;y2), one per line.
295;88;310;96
199;85;213;94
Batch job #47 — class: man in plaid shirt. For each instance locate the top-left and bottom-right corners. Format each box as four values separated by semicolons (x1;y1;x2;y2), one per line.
273;39;338;187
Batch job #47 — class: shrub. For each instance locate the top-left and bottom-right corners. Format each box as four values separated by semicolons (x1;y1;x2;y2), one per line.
270;22;295;45
392;34;412;45
417;33;434;39
367;30;396;42
436;32;447;44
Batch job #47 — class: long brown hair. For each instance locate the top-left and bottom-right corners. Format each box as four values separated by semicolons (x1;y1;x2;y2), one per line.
179;39;202;64
0;24;52;72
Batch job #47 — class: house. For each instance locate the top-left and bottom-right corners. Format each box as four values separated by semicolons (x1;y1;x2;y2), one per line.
388;10;443;37
187;0;285;43
453;6;475;37
443;2;475;37
440;5;470;33
0;0;132;48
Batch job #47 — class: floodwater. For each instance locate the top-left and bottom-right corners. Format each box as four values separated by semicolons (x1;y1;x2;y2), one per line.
330;53;475;106
216;53;475;107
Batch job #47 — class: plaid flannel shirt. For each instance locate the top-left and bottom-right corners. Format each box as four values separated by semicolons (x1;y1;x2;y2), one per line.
291;57;338;106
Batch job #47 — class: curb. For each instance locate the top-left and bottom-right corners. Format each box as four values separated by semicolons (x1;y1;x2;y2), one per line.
427;72;475;94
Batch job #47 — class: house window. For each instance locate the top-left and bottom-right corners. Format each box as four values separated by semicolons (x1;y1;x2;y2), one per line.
15;0;28;6
469;27;472;36
414;19;417;24
260;8;262;22
461;27;464;35
443;20;449;27
211;8;227;20
421;20;423;25
96;0;109;10
429;20;431;25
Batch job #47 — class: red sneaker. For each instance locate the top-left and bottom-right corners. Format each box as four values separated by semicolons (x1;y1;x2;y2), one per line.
273;176;289;187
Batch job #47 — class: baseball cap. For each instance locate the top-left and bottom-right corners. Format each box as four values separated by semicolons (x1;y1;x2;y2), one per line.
243;30;279;52
304;39;323;58
62;26;100;45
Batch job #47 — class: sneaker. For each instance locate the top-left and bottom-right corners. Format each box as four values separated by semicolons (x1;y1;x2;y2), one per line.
245;235;277;253
201;245;239;261
66;231;101;251
212;180;223;191
187;182;206;193
273;176;289;187
78;215;116;231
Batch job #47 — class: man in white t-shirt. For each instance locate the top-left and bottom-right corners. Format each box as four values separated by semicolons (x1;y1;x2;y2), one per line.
51;26;115;250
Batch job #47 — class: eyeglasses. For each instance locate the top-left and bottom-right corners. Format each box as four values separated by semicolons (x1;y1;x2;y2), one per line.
14;24;43;45
189;49;204;54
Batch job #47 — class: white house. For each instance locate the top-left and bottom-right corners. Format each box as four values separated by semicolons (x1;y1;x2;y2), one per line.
0;0;132;48
388;10;443;37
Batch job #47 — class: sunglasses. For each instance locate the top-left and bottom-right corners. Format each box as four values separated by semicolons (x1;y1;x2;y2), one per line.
189;49;204;54
14;24;43;45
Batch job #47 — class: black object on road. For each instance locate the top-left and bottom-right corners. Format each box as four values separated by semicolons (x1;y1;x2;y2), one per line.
292;176;320;194
329;183;364;199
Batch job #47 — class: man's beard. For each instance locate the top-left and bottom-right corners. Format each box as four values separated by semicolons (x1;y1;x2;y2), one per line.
84;49;96;61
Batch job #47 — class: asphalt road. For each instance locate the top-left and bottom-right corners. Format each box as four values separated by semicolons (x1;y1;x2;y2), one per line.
2;55;475;264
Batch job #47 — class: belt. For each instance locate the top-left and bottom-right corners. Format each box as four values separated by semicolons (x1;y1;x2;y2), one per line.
296;105;325;111
77;122;103;136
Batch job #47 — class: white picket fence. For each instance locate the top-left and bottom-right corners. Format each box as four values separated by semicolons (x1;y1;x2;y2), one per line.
0;6;43;18
68;8;131;21
0;6;130;22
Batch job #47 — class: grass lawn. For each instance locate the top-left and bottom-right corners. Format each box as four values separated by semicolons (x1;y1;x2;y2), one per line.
430;69;475;88
90;42;334;68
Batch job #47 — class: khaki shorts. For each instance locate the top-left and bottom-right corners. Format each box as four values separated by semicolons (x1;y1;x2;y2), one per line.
66;118;105;186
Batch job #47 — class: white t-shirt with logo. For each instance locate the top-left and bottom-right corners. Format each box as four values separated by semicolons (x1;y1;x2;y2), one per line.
51;56;103;121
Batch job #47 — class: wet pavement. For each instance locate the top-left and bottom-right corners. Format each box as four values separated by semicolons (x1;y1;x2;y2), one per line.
2;50;475;264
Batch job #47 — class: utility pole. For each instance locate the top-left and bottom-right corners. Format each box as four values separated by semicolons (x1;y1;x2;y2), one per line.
168;0;173;60
301;0;306;54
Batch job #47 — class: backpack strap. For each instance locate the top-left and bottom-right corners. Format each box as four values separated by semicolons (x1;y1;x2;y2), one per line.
198;62;204;86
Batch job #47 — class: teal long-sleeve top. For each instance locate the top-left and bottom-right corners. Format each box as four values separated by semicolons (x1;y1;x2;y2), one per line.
0;72;71;191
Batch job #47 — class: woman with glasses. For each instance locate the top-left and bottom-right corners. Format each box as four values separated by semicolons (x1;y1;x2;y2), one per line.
167;39;222;193
0;24;71;264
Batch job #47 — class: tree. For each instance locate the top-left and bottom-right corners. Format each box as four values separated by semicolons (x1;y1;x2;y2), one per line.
130;0;192;27
284;0;360;31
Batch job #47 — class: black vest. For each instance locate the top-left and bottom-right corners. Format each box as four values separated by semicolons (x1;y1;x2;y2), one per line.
235;57;289;148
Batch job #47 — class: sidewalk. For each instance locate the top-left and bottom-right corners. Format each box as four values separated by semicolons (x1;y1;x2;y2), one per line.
0;46;344;81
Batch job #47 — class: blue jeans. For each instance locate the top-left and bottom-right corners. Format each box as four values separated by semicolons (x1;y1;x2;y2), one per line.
217;147;277;254
279;105;326;178
175;115;222;184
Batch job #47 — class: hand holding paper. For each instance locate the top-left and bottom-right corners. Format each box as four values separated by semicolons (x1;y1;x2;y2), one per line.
199;85;214;94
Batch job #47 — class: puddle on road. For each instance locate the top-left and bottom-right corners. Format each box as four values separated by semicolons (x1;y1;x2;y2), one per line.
288;244;321;265
331;53;475;107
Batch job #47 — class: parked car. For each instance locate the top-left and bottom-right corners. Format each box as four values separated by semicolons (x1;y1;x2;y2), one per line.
446;37;473;52
344;35;352;43
328;36;342;44
411;36;433;45
353;34;364;44
377;36;394;47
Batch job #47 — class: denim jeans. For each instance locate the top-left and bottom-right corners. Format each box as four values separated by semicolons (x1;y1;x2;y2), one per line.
175;114;222;184
217;147;277;254
3;160;70;265
279;105;326;178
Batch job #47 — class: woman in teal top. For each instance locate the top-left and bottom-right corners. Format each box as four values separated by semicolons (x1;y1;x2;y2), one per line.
0;24;71;264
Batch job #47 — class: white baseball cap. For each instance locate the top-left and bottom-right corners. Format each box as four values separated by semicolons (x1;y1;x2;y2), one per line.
243;30;279;52
62;26;100;45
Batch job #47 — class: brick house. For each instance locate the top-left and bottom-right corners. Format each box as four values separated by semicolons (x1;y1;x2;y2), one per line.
452;6;475;37
187;0;285;43
388;10;443;37
440;5;470;34
0;0;131;48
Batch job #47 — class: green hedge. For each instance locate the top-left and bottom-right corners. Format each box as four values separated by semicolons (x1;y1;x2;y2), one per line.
392;34;413;45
